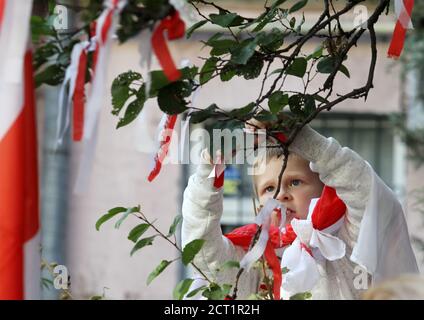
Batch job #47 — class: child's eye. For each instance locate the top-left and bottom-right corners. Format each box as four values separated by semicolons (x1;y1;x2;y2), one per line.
264;186;275;193
290;179;302;187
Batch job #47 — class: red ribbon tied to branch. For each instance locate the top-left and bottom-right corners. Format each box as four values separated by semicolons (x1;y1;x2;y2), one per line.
151;10;186;82
388;0;415;59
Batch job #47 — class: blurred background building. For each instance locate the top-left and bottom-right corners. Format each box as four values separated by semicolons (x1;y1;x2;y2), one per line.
35;0;424;299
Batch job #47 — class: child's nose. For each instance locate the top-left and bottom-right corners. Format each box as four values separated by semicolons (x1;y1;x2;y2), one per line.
276;188;292;202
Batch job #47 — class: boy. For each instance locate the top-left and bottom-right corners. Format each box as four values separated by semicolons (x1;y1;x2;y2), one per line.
181;124;419;299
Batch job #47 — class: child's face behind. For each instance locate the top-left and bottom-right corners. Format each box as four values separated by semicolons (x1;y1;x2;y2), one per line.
255;154;324;224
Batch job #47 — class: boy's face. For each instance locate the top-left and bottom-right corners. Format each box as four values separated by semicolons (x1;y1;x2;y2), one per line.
255;154;324;224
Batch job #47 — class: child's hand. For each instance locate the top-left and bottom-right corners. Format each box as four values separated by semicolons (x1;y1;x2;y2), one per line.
245;117;287;145
200;148;222;165
245;118;268;133
196;148;224;182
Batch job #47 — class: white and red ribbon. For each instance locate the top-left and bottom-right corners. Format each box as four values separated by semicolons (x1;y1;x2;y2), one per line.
146;10;186;182
83;0;126;141
151;10;186;82
147;113;178;182
281;200;345;294
240;199;285;271
74;0;126;193
388;0;415;59
56;41;90;146
239;198;285;299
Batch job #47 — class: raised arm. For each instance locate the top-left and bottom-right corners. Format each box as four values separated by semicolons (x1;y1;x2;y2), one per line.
181;150;260;297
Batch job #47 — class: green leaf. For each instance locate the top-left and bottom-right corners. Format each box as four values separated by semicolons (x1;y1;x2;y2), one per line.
313;94;329;104
307;45;324;60
228;102;256;120
128;223;150;243
304;94;316;115
316;57;335;73
190;104;219;124
186;285;208;298
181;66;199;80
116;87;146;128
157;81;190;115
270;68;284;76
268;91;289;114
148;70;169;97
288;94;304;116
282;267;290;274
220;64;237;81
35;64;64;88
290;292;312;300
204;32;224;46
254;110;278;122
237;53;264;80
231;39;257;65
289;0;308;13
286;58;307;78
31;15;56;42
200;57;219;85
253;8;277;32
173;279;194;300
317;57;350;78
244;1;286;32
167;215;183;237
252;0;287;32
130;236;156;256
220;260;240;270
111;71;142;116
256;28;285;52
33;42;59;70
147;260;172;285
209;13;243;27
96;207;128;231
182;239;205;266
148;67;196;97
202;283;232;300
338;64;351;78
289;17;296;28
186;20;208;38
209;39;238;56
115;206;140;229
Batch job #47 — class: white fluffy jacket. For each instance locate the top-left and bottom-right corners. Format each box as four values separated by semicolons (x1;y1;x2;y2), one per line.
181;125;407;300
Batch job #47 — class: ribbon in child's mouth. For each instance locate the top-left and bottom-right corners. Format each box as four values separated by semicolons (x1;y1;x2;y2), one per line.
239;198;286;300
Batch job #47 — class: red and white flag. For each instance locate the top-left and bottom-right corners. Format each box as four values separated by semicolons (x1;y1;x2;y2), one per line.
388;0;415;59
0;0;40;300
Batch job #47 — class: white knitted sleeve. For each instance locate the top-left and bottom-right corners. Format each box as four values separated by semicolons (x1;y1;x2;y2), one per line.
289;125;373;248
181;159;260;298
